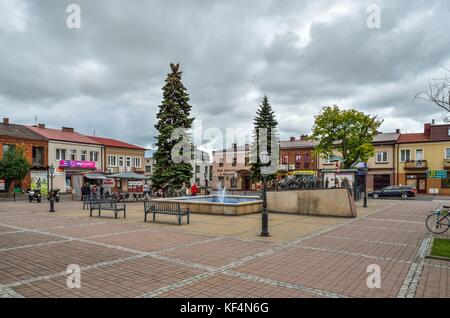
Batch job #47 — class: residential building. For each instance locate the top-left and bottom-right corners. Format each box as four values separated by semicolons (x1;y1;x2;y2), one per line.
212;143;253;190
190;148;213;189
366;131;400;191
27;124;103;193
395;122;450;194
88;136;146;174
278;135;317;177
0;118;48;192
144;157;154;177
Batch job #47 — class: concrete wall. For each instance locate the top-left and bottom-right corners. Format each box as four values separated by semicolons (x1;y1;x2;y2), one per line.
267;188;357;217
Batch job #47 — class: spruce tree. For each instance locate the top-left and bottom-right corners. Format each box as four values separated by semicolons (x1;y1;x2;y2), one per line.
250;96;279;181
151;63;194;192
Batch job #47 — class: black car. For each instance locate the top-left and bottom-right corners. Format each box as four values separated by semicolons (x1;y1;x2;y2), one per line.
368;186;415;200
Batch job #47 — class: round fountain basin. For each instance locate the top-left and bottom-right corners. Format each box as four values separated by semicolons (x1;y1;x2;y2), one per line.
153;195;262;215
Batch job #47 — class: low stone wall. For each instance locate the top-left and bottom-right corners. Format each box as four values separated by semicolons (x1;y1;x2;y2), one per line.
267;188;357;217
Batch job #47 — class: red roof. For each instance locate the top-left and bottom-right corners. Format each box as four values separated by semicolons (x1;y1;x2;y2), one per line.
88;136;146;150
27;126;100;145
397;133;431;143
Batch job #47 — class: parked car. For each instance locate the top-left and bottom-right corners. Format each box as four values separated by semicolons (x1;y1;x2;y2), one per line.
368;186;415;200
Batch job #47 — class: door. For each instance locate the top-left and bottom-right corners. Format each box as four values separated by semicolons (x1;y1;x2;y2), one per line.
374;174;391;191
417;178;426;194
415;149;424;167
243;176;250;191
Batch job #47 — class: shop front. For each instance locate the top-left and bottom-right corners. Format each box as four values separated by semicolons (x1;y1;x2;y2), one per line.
58;160;98;193
405;173;427;194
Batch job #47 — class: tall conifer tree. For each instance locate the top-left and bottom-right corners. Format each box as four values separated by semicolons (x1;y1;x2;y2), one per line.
250;96;278;181
151;63;194;191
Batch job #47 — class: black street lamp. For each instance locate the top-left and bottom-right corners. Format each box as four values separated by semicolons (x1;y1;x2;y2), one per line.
260;150;270;237
49;164;55;212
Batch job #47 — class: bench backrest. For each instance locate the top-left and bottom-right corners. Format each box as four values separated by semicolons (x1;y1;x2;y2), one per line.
144;200;180;213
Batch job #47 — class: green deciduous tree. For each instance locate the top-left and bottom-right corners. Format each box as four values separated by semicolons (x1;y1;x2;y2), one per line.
151;63;194;192
0;147;30;192
310;105;383;169
250;96;279;181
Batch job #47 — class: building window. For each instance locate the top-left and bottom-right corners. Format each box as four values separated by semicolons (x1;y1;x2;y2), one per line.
133;157;141;168
446;148;450;160
415;149;424;161
304;154;310;164
195;178;200;184
32;147;44;166
80;150;87;161
324;155;331;164
2;144;16;156
204;166;208;174
448;128;450;137
69;149;76;161
145;165;152;173
245;157;249;166
89;151;98;162
219;157;224;167
400;149;410;162
108;155;117;167
232;157;237;167
376;151;388;163
282;155;288;165
295;154;301;164
118;156;124;167
126;157;131;167
56;148;66;160
195;165;200;173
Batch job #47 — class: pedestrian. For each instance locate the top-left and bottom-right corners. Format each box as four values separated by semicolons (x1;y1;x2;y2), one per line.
99;184;104;199
143;183;149;197
191;183;198;196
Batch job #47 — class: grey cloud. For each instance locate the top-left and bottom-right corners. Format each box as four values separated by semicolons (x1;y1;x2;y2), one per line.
1;0;450;149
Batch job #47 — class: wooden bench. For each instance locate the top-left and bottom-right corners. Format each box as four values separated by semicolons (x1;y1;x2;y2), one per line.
90;201;126;219
144;200;189;225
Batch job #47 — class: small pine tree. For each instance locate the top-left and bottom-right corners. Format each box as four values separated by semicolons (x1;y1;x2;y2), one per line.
151;63;194;192
0;147;30;192
250;96;279;181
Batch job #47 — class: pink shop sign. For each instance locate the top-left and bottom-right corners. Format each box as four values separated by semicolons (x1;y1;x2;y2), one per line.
59;160;96;169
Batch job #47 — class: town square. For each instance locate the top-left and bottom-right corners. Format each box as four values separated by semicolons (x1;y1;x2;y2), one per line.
1;0;450;306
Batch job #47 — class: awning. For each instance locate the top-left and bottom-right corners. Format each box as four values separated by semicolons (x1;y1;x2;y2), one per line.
107;172;150;180
84;173;107;180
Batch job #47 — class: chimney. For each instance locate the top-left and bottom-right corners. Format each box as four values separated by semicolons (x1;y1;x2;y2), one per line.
62;127;74;132
431;119;435;125
424;123;431;136
300;134;308;141
38;123;45;129
396;129;400;134
2;118;9;125
290;137;295;141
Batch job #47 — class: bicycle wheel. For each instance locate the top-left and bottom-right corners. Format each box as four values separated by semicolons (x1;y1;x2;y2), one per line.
426;213;450;234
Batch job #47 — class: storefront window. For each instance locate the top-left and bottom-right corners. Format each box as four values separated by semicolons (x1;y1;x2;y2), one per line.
442;178;450;189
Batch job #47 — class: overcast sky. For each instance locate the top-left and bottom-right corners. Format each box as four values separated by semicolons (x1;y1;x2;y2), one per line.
1;0;450;151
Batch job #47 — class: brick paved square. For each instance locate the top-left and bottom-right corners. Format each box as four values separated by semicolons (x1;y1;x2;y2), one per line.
159;273;321;298
0;241;134;285
0;231;63;250
0;199;446;298
10;256;205;298
89;227;212;252
160;237;274;267
233;246;411;297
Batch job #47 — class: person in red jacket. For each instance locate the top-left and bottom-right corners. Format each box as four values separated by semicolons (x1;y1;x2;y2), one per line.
191;183;198;196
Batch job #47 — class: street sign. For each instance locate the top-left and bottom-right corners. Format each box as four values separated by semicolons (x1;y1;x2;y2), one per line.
427;170;448;179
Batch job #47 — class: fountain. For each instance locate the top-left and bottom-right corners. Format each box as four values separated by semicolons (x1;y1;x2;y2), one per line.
153;182;262;215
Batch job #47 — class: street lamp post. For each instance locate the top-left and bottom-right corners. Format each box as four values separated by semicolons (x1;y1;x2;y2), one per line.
49;164;55;212
260;150;270;237
363;167;368;208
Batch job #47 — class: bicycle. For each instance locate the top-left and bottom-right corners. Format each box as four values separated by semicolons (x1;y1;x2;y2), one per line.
426;206;450;234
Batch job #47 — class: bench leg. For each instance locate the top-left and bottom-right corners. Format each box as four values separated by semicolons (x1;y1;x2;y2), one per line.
178;211;182;225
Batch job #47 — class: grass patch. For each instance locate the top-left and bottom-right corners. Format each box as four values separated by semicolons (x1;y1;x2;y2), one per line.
430;238;450;259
